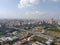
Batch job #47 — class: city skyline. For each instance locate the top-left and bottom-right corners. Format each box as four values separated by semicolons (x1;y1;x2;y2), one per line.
0;0;60;19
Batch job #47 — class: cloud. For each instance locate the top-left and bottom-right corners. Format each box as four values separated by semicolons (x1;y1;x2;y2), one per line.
18;0;40;8
18;0;60;8
20;11;60;19
25;11;46;15
21;11;47;19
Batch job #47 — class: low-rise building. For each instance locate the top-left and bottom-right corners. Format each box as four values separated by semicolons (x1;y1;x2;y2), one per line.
45;39;54;45
32;41;44;45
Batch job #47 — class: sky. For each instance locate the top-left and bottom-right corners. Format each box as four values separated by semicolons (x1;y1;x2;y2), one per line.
0;0;60;20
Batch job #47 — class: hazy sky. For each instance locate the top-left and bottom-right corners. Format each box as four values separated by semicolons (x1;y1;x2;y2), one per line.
0;0;60;19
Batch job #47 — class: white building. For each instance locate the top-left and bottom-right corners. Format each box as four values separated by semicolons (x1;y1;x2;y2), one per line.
45;39;54;45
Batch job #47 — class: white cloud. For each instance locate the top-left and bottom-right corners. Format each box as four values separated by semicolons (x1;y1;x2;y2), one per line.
25;11;46;15
18;0;40;8
22;11;47;19
18;0;60;8
22;11;60;19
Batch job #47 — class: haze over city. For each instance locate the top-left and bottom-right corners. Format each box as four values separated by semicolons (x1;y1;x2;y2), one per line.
0;0;60;45
0;0;60;19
